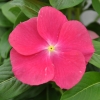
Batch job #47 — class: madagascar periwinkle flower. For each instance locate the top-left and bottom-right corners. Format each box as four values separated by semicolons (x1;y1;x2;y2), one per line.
9;6;95;89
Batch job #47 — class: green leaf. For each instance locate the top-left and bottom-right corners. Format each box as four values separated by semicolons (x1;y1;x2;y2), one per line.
61;72;100;100
33;89;46;100
14;84;46;100
0;3;5;9
89;53;100;68
21;6;38;18
0;10;13;27
0;0;8;1
0;59;13;82
49;0;83;10
48;86;61;100
40;0;49;3
21;0;48;18
33;84;61;100
0;27;7;37
93;40;100;55
9;7;21;18
92;0;100;16
14;12;28;27
0;29;12;58
89;40;100;68
0;59;31;100
86;63;100;72
1;2;20;23
9;0;49;18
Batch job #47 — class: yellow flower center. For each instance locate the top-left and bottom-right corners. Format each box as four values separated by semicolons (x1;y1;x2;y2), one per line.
48;45;55;52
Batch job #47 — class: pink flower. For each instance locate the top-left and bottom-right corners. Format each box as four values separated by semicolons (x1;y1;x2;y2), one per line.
88;30;99;39
9;6;95;89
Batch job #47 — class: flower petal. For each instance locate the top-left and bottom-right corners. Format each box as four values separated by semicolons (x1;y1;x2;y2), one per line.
88;30;99;39
9;17;48;55
57;21;95;62
10;49;54;85
51;50;86;89
37;6;67;44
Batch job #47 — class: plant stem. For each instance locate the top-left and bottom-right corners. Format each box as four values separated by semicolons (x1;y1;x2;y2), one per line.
75;7;80;20
59;88;63;95
67;8;72;20
46;84;49;100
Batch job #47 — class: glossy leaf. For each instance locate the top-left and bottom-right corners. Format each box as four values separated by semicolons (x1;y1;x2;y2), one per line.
9;7;21;17
48;87;61;100
93;40;100;55
0;59;13;82
14;84;46;100
33;89;46;100
0;0;8;1
86;63;100;72
14;12;28;27
33;84;61;100
21;6;38;18
0;59;31;100
89;40;100;68
89;53;100;68
0;29;12;58
61;72;100;100
0;10;13;27
50;0;83;10
21;0;48;18
9;0;48;18
1;2;20;23
92;0;100;16
0;27;7;37
0;3;5;9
